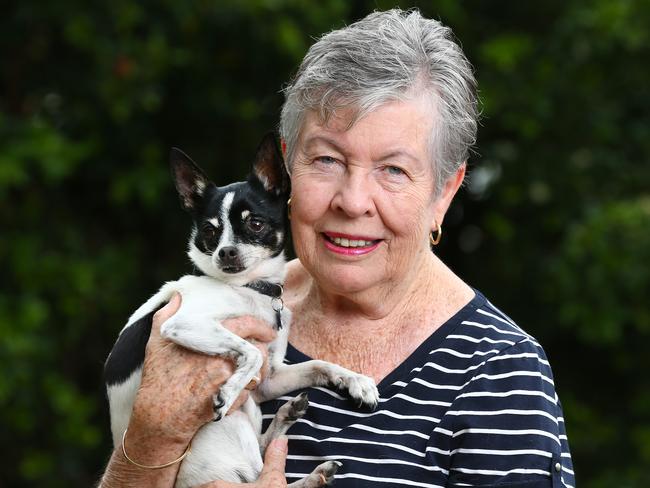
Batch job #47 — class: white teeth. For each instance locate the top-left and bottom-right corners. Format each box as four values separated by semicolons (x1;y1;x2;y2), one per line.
331;236;374;247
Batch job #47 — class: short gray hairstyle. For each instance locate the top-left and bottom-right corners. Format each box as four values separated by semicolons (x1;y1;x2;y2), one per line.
279;9;478;195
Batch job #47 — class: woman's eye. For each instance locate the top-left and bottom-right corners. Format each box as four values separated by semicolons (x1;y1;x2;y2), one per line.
385;165;406;176
315;156;338;165
247;218;266;233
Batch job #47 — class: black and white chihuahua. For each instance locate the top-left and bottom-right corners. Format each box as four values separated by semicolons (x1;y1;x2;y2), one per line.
104;134;379;487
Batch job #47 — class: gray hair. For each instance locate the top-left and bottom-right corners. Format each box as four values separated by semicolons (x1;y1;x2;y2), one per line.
279;8;478;195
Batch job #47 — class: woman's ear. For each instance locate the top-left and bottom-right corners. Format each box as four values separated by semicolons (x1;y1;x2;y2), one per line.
432;163;466;227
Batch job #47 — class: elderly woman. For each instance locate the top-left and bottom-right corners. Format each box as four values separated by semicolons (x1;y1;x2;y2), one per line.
100;9;574;488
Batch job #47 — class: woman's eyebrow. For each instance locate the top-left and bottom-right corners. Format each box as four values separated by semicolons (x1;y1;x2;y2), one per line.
377;149;420;164
302;135;346;153
303;137;419;160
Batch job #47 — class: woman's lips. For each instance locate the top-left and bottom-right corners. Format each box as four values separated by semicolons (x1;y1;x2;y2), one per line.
322;232;381;255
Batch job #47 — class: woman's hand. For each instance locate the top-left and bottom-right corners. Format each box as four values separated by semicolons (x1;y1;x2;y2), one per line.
195;437;289;487
99;293;278;488
129;293;278;457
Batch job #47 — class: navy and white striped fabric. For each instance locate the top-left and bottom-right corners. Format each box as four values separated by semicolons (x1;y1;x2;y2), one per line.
261;290;575;487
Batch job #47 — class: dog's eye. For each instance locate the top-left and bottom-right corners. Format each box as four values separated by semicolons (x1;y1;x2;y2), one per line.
246;217;266;233
202;223;217;240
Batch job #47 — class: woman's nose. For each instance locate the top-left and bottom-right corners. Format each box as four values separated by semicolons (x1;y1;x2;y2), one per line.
330;170;377;218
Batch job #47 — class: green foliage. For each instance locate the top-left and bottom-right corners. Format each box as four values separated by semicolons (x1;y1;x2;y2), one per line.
553;198;650;344
1;0;648;486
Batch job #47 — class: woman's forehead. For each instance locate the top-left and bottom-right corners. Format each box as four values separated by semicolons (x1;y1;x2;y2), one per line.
298;100;435;164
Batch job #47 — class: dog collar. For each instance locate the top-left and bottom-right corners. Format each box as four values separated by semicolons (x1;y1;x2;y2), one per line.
244;281;283;299
244;281;284;330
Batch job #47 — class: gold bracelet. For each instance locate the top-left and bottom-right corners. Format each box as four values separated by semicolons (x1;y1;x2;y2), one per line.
121;428;191;469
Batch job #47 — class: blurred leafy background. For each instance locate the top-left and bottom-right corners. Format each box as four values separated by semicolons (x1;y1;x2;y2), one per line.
1;0;648;486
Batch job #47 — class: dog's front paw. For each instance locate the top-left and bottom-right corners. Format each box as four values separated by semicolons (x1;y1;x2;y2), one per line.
334;373;379;409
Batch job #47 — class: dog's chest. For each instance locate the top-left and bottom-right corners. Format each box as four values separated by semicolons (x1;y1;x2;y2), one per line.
173;275;276;324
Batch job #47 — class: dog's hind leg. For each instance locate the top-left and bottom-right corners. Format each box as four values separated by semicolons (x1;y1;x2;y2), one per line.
259;392;309;453
160;314;263;421
287;461;341;487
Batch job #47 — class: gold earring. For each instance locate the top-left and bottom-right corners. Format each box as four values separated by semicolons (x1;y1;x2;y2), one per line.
430;220;442;246
287;198;292;220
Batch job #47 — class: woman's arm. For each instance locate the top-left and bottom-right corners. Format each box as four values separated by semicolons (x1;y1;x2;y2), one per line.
98;294;281;487
445;338;574;488
100;435;289;488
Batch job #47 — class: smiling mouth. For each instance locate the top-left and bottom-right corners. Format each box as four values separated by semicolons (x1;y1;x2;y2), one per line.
322;233;381;249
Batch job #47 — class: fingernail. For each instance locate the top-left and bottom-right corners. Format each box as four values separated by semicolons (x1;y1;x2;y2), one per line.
247;376;261;389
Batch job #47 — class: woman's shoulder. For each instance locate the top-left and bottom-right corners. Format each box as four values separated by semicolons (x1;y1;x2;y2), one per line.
444;289;545;361
283;259;311;305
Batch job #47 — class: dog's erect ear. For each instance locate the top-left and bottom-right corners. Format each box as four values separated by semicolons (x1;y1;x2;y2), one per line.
249;133;289;197
170;148;210;212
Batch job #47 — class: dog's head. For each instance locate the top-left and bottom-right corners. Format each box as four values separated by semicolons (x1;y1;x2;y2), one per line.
171;133;289;285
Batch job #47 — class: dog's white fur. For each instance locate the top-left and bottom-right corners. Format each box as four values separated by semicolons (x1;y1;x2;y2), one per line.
107;254;379;487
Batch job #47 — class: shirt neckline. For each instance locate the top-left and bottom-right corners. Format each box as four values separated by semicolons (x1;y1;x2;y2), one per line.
284;289;486;394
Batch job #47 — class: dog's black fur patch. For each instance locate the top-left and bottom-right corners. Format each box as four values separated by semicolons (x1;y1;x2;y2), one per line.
104;302;165;385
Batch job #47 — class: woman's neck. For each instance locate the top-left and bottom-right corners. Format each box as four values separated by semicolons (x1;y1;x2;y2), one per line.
285;256;474;381
307;255;438;321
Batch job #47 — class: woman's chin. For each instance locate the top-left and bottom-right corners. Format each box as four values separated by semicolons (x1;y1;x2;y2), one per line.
315;262;381;295
296;240;389;295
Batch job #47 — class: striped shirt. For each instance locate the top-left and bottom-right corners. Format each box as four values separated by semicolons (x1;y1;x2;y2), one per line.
261;290;575;487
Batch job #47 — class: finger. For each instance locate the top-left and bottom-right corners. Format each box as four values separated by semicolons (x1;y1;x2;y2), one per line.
223;316;277;343
261;437;288;475
227;390;250;414
151;292;182;334
257;343;271;382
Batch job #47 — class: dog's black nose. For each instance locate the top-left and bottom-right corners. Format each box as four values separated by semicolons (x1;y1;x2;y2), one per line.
218;246;239;264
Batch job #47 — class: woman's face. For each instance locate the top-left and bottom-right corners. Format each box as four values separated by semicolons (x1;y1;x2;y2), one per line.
289;96;450;296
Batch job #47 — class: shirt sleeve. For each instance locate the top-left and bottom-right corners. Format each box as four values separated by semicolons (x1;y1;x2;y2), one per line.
444;338;575;488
